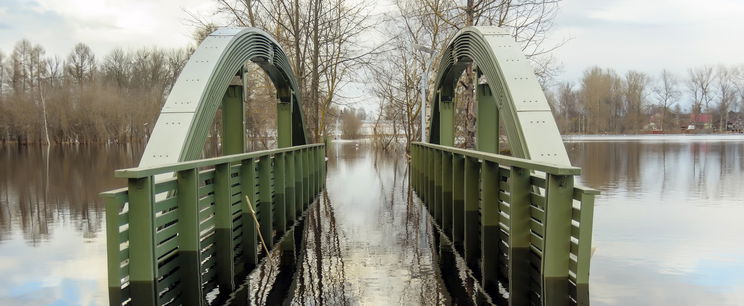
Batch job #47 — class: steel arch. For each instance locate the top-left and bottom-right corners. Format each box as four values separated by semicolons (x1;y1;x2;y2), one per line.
429;26;570;166
140;27;308;167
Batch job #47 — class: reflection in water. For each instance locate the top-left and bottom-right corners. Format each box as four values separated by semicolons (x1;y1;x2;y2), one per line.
567;137;744;306
311;141;446;305
1;137;743;305
0;144;142;243
0;143;143;305
228;141;459;305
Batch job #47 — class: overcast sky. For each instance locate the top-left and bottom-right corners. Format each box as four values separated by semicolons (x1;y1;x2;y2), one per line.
0;0;216;57
1;0;743;87
551;0;744;82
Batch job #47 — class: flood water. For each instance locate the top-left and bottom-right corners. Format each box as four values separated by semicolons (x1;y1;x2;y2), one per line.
0;136;743;305
566;135;744;305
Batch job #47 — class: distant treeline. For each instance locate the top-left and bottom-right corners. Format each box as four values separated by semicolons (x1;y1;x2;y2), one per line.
548;66;744;134
2;35;742;145
0;39;189;144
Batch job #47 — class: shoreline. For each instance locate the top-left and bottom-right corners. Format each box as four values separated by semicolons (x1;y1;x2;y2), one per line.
563;134;744;142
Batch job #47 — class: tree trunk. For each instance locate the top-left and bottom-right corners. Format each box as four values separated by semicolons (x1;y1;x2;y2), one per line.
310;0;321;143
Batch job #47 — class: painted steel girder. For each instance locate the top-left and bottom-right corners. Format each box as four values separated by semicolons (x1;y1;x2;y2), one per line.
430;26;570;166
140;27;308;167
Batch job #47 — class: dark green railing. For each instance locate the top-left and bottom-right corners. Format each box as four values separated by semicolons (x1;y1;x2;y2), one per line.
101;144;325;306
411;142;597;306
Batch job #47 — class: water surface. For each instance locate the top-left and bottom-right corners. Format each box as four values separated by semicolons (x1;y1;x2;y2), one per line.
0;136;743;305
567;135;744;305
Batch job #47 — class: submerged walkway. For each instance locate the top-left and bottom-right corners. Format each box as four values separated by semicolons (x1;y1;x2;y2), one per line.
230;140;470;305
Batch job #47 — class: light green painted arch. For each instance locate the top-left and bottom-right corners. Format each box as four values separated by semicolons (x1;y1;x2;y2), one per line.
429;26;570;166
140;27;308;167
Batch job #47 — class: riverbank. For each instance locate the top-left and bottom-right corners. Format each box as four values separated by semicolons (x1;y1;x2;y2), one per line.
563;134;744;142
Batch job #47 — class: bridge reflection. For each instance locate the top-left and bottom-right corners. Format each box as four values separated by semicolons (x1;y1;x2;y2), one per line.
225;141;493;305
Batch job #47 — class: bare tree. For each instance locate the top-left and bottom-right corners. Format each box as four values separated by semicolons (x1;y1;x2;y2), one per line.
0;51;6;98
556;81;580;132
380;0;564;147
215;0;374;142
10;39;32;94
45;56;63;89
102;49;131;89
66;43;96;90
715;65;737;131
624;71;649;133
579;67;623;134
0;51;6;140
653;69;680;131
736;65;744;118
688;66;714;116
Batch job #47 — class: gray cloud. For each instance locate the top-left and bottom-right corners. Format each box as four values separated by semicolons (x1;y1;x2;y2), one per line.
0;0;215;57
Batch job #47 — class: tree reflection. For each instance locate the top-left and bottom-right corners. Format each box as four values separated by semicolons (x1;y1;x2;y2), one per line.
567;140;744;204
0;143;143;244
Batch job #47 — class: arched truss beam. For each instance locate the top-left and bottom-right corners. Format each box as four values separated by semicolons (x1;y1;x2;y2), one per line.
429;26;570;166
140;27;308;167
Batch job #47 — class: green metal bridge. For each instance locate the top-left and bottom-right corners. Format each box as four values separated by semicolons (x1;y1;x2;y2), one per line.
101;27;597;306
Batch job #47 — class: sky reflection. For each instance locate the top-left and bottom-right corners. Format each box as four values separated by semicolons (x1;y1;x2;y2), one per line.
568;138;744;305
0;137;743;305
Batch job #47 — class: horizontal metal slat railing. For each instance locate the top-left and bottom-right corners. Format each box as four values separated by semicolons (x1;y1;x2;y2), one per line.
101;144;326;306
410;142;597;306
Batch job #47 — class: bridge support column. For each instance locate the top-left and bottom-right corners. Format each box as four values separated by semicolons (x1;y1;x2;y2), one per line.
222;84;245;155
302;149;310;207
177;169;205;306
309;148;317;196
508;166;532;306
258;156;274;248
576;192;596;306
441;152;453;236
438;87;455;147
315;146;323;192
215;162;236;292
452;155;465;252
425;148;432;208
476;69;499;154
463;157;481;278
127;176;157;306
480;160;501;294
542;174;574;306
241;159;259;269
274;153;287;236
411;145;418;193
294;152;303;217
318;146;323;191
286;151;296;226
418;146;424;194
433;149;442;224
277;89;293;148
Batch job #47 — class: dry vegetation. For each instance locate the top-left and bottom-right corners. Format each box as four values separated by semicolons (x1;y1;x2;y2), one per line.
552;65;744;134
0;40;187;144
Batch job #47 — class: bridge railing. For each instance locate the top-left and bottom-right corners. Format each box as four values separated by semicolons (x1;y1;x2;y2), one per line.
101;144;325;306
411;142;597;306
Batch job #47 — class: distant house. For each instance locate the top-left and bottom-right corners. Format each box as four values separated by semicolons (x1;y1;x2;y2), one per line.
688;113;713;132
